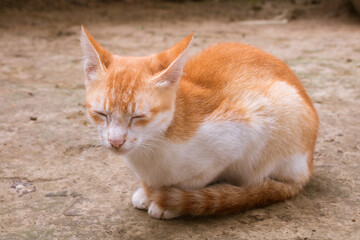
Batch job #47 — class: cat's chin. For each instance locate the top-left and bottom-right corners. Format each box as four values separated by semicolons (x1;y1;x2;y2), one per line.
108;146;134;155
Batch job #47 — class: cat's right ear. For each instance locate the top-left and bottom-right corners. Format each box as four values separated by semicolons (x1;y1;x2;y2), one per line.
153;33;193;89
80;26;113;84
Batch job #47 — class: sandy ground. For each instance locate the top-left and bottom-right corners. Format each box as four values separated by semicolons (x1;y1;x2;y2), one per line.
0;1;360;239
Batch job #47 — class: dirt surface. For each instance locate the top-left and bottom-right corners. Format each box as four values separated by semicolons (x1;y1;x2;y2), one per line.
0;1;360;239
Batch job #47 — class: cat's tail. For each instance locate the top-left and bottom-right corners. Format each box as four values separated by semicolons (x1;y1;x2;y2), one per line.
144;179;304;216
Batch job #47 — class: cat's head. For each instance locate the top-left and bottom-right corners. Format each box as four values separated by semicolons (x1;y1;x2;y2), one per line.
80;26;192;154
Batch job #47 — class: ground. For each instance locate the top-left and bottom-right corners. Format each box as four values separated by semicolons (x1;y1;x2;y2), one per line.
0;1;359;239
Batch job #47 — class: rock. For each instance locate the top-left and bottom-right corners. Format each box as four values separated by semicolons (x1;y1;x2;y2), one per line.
10;180;36;197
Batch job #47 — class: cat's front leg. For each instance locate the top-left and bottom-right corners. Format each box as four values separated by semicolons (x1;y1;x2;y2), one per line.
132;188;151;210
148;201;180;219
133;187;179;219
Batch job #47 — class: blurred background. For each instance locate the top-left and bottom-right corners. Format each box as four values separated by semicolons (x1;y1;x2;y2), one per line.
0;0;359;14
0;0;359;239
1;0;360;19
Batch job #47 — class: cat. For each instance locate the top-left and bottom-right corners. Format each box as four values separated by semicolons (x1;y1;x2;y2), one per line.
80;26;319;219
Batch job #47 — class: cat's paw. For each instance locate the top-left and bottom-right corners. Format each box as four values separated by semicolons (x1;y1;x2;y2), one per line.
132;188;151;210
148;201;180;219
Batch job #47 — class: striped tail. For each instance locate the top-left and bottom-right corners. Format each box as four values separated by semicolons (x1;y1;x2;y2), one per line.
144;179;305;216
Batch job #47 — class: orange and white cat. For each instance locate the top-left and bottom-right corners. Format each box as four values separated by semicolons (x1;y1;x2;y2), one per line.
81;26;318;219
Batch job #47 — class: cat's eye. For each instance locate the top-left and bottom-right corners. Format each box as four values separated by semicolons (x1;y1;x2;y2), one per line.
130;115;146;125
131;115;145;121
132;115;145;119
95;111;107;118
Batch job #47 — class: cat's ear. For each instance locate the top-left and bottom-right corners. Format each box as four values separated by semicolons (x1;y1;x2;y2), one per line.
80;25;113;83
154;33;193;88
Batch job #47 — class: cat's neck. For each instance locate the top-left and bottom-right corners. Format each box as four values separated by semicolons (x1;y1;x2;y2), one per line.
164;76;222;142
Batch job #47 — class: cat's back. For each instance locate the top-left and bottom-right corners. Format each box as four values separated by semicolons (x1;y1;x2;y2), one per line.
184;42;295;84
167;42;317;142
182;42;312;107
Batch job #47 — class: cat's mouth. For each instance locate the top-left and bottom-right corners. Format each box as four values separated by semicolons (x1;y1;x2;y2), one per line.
107;145;134;155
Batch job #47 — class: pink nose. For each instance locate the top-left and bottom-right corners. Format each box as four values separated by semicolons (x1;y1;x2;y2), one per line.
109;138;126;149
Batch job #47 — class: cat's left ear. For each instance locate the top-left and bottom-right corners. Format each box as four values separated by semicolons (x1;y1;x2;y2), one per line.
154;33;193;88
80;25;113;84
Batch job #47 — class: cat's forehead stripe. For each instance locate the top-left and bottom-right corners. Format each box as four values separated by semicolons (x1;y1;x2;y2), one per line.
104;66;145;114
111;68;118;102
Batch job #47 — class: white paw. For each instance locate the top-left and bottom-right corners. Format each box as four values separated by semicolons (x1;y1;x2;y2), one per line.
132;188;151;210
148;201;180;219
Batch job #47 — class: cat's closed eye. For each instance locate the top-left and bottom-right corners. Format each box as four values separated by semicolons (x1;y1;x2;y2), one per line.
130;115;146;124
95;111;107;118
132;115;145;119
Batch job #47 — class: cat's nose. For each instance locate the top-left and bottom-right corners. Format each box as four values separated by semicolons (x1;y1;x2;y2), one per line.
109;138;126;149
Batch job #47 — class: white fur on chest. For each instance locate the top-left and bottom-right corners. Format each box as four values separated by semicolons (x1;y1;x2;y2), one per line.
125;120;260;188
